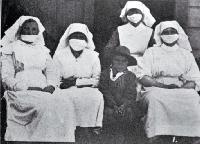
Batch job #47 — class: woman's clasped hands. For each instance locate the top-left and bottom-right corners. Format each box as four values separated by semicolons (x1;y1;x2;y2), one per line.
60;76;77;89
27;85;55;94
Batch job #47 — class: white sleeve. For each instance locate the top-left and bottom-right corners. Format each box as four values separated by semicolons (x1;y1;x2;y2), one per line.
76;56;101;87
185;53;200;91
1;54;18;90
52;54;63;86
138;48;154;79
45;54;59;87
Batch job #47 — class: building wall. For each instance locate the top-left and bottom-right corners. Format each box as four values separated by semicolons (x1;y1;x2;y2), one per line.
187;0;200;58
1;0;200;58
1;0;95;54
94;0;176;53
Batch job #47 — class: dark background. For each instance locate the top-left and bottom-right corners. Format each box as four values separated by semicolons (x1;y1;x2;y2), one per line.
0;0;177;139
1;0;176;55
1;0;200;142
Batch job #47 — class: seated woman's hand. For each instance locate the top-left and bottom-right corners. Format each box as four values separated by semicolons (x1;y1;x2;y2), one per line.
60;76;77;89
43;85;55;94
77;84;93;88
15;60;24;73
164;84;180;89
181;81;196;89
28;87;43;91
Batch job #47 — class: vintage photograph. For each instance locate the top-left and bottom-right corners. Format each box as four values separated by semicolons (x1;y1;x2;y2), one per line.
1;0;200;144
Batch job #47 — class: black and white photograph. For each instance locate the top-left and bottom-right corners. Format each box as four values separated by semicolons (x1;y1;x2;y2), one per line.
0;0;200;144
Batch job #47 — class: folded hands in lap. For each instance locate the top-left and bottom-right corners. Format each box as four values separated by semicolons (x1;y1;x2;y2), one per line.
42;85;55;94
161;82;195;89
163;84;180;89
60;76;77;89
27;85;55;94
60;76;93;89
14;84;55;94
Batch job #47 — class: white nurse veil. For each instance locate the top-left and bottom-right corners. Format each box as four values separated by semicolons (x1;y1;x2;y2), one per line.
154;20;192;51
55;23;95;55
120;1;156;27
0;16;46;47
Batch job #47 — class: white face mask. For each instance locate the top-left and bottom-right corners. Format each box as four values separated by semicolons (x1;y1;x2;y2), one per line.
20;35;38;43
127;14;143;24
161;34;179;44
69;39;87;51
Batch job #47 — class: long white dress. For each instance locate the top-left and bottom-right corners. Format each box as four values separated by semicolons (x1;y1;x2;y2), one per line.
53;48;104;127
139;44;200;138
1;40;76;142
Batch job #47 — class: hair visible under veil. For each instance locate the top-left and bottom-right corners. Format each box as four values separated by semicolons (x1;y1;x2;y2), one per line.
54;23;95;56
120;1;156;27
154;20;192;51
0;16;46;47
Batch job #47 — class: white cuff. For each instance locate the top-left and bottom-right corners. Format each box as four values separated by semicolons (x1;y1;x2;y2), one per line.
76;78;96;86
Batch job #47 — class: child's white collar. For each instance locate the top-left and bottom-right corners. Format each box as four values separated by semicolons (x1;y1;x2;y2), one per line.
110;68;125;81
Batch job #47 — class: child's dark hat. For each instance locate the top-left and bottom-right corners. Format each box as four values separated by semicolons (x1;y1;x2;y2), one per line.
112;46;137;66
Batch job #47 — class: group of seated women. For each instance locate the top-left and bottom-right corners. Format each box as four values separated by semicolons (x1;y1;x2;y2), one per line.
0;1;200;143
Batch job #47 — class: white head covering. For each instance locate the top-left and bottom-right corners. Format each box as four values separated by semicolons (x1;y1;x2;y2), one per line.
154;20;192;51
55;23;95;55
0;16;45;47
120;1;156;27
